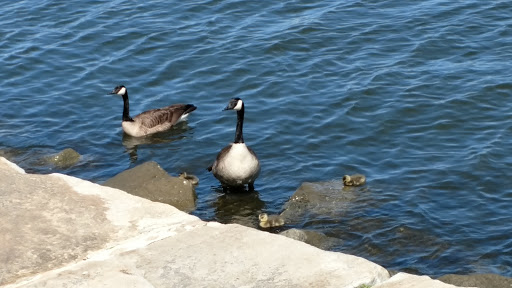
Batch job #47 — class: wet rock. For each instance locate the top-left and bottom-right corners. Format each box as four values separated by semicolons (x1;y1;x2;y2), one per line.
213;191;265;227
45;148;81;168
0;148;20;161
438;273;512;288
279;228;341;250
103;161;196;212
280;180;360;222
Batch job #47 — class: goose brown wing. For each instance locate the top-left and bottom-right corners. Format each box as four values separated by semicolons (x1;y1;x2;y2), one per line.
135;104;195;129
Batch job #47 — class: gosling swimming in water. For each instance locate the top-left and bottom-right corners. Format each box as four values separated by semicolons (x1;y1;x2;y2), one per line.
342;174;366;186
179;172;199;186
258;213;285;228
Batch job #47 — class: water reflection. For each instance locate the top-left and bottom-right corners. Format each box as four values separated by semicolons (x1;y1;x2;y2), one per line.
121;123;191;162
211;185;265;228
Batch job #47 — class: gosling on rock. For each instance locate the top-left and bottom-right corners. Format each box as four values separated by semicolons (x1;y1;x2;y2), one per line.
258;213;285;228
179;172;199;186
342;174;366;186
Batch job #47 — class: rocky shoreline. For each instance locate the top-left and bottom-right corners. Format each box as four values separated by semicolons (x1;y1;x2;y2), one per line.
0;156;510;287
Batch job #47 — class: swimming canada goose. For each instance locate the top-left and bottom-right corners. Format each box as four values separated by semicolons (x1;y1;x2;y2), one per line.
208;98;260;191
342;174;366;186
258;213;285;228
110;85;197;137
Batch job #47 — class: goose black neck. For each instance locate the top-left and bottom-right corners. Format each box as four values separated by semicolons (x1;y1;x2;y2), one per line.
234;104;244;143
122;92;133;122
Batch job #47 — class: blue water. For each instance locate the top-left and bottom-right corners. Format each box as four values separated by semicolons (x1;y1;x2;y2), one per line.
1;0;512;278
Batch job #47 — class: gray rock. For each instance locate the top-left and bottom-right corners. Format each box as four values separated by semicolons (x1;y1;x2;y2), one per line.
0;148;20;161
280;180;360;223
438;273;512;288
103;161;196;212
45;148;81;168
279;228;341;250
212;191;265;227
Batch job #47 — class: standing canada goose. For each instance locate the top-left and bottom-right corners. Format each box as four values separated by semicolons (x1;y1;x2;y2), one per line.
208;98;260;191
342;174;366;186
110;85;197;137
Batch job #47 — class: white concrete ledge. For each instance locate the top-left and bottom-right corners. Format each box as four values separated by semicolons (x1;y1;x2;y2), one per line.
0;157;470;288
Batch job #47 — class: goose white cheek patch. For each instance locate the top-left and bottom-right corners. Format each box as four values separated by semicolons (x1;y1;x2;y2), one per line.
117;87;126;95
233;99;243;110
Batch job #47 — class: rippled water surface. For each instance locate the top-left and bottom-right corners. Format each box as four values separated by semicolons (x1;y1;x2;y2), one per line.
1;0;512;277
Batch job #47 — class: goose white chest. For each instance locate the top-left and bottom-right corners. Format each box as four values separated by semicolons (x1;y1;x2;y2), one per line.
122;120;145;137
213;143;260;185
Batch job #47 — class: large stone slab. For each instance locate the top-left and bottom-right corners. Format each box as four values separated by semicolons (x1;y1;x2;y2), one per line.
0;158;473;288
0;157;200;286
0;158;111;285
374;273;476;288
0;157;388;287
6;223;393;288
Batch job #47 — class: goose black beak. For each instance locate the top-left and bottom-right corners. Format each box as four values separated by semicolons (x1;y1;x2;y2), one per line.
110;85;125;95
223;103;234;111
223;100;238;111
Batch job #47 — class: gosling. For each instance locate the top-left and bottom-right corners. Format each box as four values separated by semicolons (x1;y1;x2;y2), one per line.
258;213;285;228
179;172;199;186
342;174;366;186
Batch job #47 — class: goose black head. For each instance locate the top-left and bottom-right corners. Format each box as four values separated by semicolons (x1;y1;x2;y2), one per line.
342;175;351;185
224;97;243;111
110;85;127;96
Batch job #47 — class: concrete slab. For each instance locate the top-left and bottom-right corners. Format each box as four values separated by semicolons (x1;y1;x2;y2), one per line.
0;157;472;288
374;273;476;288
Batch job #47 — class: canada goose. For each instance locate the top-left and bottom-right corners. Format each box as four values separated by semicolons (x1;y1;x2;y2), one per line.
258;213;285;228
179;172;199;186
110;85;197;137
342;174;366;186
208;98;260;191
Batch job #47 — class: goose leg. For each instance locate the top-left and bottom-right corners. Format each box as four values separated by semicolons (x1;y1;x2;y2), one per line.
248;182;255;191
